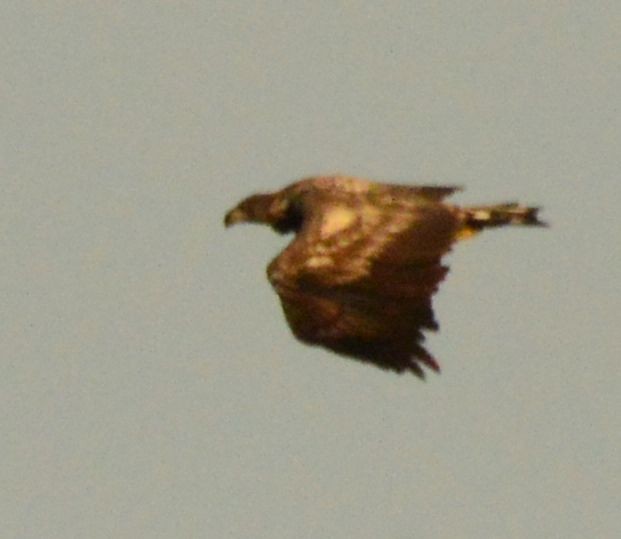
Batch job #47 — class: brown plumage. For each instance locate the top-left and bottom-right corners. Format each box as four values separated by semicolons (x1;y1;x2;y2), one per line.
224;175;544;377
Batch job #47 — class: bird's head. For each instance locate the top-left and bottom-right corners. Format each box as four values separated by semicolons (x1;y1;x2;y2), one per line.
224;191;303;234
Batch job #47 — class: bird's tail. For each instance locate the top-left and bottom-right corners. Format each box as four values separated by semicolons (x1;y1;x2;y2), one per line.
457;203;546;239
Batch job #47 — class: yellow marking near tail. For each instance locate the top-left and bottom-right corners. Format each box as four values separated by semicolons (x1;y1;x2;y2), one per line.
472;209;492;220
455;227;481;241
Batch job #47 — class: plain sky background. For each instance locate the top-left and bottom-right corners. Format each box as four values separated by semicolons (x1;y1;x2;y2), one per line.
2;2;620;538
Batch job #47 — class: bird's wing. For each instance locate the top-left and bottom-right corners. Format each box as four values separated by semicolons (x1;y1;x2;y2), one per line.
270;278;442;376
373;182;462;202
291;175;461;202
271;186;461;289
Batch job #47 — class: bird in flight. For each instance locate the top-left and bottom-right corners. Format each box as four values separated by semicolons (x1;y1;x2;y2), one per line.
224;175;544;378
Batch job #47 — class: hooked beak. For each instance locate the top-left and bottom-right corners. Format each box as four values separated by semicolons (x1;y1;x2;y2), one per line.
224;207;247;227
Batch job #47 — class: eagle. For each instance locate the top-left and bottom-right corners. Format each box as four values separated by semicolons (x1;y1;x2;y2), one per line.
224;175;544;377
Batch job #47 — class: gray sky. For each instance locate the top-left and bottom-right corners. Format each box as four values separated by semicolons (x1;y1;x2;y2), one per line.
3;2;620;538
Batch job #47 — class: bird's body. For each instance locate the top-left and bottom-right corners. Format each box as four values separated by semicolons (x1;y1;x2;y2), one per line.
224;175;544;377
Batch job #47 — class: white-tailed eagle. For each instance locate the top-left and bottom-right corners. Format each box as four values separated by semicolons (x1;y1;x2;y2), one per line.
224;175;544;377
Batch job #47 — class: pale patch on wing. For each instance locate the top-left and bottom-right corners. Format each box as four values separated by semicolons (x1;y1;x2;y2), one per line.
305;255;333;268
310;203;413;281
319;206;358;237
314;204;383;276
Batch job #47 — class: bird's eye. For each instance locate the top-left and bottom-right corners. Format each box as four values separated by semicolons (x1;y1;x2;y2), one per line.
269;198;290;217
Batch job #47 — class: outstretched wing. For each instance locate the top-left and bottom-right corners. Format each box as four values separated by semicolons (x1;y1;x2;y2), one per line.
267;183;461;375
272;182;460;287
291;175;461;202
270;270;446;376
